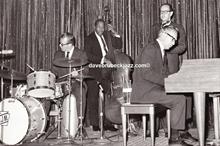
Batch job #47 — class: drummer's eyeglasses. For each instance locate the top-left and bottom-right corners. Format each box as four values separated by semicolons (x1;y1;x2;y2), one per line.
60;42;72;47
160;10;171;14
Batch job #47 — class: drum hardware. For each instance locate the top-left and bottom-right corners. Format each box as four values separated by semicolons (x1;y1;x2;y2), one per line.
0;49;15;100
36;98;63;142
52;59;79;146
74;68;90;142
53;57;92;143
52;82;65;99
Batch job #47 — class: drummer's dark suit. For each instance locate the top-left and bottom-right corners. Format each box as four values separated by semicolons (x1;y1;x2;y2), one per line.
131;41;186;130
84;31;122;127
52;47;88;118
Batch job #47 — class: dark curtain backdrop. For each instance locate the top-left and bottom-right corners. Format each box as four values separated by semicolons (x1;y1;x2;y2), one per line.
0;0;219;73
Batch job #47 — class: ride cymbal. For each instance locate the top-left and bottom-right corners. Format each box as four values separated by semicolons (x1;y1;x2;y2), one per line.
53;58;88;68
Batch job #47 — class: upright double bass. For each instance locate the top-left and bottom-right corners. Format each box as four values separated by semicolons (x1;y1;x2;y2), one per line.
102;6;133;124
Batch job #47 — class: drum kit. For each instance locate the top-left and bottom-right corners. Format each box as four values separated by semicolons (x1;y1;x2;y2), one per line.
0;50;92;145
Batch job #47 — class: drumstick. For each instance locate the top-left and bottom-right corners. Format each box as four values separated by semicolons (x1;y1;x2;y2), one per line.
59;68;84;79
26;64;35;72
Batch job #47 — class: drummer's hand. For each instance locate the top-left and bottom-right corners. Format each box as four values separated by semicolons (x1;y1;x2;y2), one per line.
104;58;112;65
71;70;79;77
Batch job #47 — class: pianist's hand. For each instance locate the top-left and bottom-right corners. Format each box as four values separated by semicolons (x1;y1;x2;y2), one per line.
162;69;170;78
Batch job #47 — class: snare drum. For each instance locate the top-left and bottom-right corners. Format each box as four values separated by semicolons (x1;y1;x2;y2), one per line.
54;83;64;99
27;71;55;98
0;97;47;145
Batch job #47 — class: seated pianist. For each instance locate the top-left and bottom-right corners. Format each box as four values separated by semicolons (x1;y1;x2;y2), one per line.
130;26;192;146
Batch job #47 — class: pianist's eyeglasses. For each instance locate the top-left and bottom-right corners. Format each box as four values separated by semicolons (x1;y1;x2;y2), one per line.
163;32;176;42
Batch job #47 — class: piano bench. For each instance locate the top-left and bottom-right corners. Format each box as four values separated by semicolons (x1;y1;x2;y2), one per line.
121;103;171;146
209;94;220;139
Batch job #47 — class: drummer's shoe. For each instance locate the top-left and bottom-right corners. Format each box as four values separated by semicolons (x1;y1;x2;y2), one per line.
179;132;198;145
169;137;193;146
92;126;100;131
92;125;118;132
104;125;118;131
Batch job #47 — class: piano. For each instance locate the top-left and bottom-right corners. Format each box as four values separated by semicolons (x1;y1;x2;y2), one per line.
165;58;220;146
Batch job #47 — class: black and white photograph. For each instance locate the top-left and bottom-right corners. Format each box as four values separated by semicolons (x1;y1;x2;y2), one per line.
0;0;219;146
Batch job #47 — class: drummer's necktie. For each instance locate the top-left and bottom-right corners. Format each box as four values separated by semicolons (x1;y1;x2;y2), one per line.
66;52;69;59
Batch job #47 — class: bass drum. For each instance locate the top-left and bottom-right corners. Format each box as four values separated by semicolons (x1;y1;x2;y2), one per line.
0;97;47;145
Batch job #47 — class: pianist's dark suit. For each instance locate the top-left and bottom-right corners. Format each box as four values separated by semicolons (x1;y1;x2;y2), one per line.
131;41;186;130
148;22;186;74
52;47;88;117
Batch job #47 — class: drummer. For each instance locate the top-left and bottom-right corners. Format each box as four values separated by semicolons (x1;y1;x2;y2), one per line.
52;32;89;128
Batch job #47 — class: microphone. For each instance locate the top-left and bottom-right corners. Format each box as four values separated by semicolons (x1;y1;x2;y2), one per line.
0;50;13;54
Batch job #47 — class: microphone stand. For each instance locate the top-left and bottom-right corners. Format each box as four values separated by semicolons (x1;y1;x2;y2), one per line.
93;82;111;144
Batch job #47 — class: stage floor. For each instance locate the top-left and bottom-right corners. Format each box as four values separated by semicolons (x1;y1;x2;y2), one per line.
0;127;215;146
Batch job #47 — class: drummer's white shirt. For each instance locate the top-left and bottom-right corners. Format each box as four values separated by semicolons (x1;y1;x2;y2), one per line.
65;46;74;59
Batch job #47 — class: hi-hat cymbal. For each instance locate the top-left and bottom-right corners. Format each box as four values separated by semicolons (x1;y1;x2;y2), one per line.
53;58;88;68
0;70;26;80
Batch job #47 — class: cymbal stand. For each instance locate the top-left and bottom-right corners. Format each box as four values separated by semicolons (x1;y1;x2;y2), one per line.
1;54;4;100
10;70;14;98
0;53;4;144
55;62;79;146
78;67;84;141
75;66;84;142
65;62;76;143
